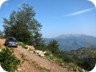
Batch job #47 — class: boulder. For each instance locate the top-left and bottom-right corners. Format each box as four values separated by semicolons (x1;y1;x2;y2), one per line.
35;50;47;57
25;45;35;51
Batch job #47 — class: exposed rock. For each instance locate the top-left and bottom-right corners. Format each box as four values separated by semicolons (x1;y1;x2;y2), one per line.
35;50;47;57
0;49;2;52
17;68;22;71
30;51;34;54
25;45;35;51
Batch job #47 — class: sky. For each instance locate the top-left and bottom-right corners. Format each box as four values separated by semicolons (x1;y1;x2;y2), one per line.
0;0;96;38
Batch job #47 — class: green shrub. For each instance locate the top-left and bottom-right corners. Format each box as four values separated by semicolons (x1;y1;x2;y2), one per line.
45;50;52;56
0;47;20;72
19;42;26;48
47;40;60;56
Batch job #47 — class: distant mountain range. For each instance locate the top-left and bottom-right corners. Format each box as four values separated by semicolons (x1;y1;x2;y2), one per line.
45;34;96;51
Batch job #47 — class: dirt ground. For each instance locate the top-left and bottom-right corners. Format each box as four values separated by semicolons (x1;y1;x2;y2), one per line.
0;38;74;72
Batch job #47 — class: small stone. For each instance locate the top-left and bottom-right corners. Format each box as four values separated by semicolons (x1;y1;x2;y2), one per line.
0;49;2;52
17;68;22;71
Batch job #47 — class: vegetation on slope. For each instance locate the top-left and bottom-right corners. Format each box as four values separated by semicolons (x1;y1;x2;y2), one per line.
0;47;20;72
66;48;96;71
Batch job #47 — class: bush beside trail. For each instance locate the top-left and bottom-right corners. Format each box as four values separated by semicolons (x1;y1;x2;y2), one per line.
0;47;20;72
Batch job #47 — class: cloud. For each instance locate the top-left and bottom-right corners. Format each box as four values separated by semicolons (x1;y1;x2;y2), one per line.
67;8;95;16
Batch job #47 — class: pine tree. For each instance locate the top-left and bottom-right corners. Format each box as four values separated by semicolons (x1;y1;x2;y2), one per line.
47;40;59;55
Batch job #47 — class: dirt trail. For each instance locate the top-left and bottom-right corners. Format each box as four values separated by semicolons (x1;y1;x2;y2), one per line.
0;39;74;72
0;39;6;48
16;46;73;72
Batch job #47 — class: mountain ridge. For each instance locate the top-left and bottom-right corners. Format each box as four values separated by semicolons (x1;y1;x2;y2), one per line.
45;34;96;51
55;34;96;38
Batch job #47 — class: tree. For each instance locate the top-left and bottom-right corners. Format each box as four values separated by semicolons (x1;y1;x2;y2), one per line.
47;40;60;55
3;4;43;48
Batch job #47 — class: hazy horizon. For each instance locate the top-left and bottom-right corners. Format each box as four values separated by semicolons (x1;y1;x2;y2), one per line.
43;33;96;38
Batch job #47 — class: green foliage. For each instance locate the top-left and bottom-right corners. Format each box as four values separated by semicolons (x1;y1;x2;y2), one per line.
77;57;95;71
47;40;59;56
46;40;74;64
45;50;53;60
46;40;74;63
45;50;81;72
3;4;43;47
59;52;74;63
45;50;52;56
36;43;47;51
19;42;26;48
0;47;20;72
67;48;96;71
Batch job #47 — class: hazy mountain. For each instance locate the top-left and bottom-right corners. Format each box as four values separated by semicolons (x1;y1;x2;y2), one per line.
45;34;96;51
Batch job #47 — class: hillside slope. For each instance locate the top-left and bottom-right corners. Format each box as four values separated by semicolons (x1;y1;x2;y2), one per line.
0;38;74;72
66;48;96;71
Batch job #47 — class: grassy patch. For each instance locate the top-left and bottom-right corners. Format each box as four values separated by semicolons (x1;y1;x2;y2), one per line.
18;42;26;48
